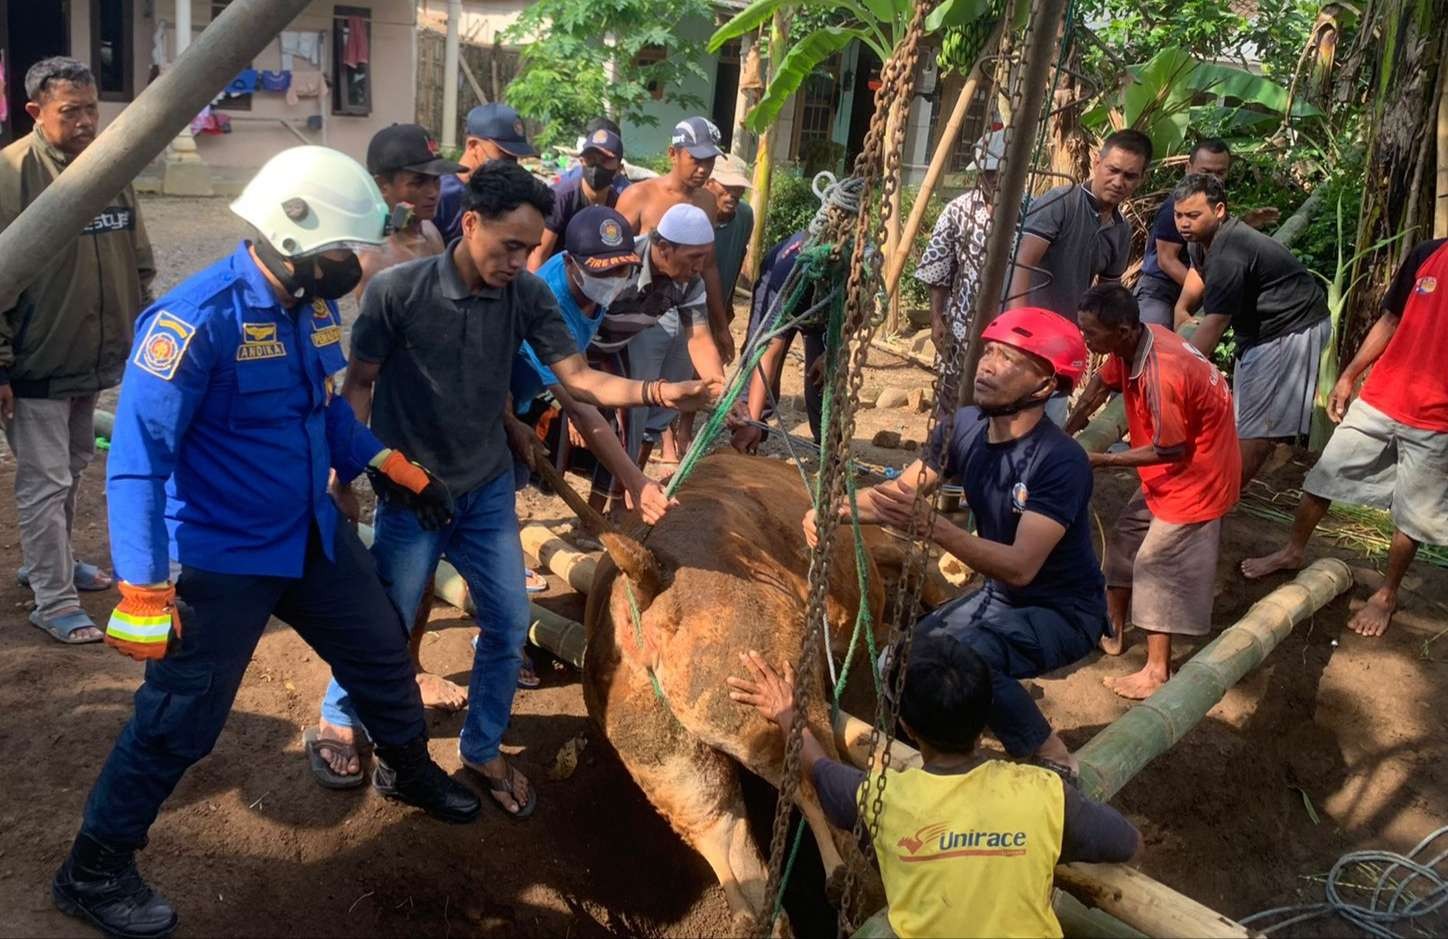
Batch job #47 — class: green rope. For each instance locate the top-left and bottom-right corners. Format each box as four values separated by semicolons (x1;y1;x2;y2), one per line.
624;579;671;709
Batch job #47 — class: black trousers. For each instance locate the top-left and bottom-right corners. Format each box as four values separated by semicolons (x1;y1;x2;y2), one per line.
80;524;423;848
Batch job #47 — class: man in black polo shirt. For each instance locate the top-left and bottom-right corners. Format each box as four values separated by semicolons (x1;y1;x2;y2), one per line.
528;126;625;270
312;162;716;814
1175;173;1331;484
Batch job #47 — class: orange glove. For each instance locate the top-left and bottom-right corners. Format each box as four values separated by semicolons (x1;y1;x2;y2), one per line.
105;582;180;661
368;449;455;530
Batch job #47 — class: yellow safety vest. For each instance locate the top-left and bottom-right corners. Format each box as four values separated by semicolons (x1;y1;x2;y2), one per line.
865;760;1066;939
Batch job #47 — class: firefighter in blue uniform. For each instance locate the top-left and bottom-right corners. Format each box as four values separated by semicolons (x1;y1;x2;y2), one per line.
51;147;482;939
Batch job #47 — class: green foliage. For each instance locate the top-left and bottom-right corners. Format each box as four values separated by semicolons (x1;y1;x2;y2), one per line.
896;185;947;314
1078;0;1316;79
631;151;677;175
759;168;821;250
1082;46;1318;159
503;0;713;150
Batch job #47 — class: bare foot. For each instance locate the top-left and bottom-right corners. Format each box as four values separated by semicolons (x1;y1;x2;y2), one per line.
416;671;468;711
1348;590;1397;637
316;719;361;777
1104;665;1170;700
1241;545;1305;580
1100;627;1125;656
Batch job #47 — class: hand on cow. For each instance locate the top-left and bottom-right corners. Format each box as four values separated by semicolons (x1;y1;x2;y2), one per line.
626;478;677;525
731;423;764;454
727;650;797;731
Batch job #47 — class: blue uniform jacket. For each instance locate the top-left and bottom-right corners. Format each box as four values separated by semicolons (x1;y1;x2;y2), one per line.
107;242;385;584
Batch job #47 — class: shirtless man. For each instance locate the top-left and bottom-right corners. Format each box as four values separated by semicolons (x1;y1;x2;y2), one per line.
616;117;733;465
355;123;460;296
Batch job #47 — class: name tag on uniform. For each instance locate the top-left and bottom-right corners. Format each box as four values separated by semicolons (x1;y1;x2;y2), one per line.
237;322;287;361
311;325;342;347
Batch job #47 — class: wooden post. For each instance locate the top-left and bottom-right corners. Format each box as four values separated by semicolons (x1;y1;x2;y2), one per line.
1435;29;1448;238
882;19;1004;297
882;93;910;336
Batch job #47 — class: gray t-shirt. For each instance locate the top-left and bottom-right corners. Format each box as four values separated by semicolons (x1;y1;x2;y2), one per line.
352;246;577;495
592;233;708;353
1019;183;1131;321
1188;216;1328;352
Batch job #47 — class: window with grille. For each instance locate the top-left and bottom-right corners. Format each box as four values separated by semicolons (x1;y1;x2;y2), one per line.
333;6;372;116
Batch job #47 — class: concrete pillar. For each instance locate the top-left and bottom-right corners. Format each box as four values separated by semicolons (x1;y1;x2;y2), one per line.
163;0;213;196
441;0;462;150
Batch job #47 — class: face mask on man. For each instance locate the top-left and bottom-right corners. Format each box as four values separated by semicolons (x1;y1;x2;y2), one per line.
255;239;363;303
581;163;618;191
572;265;631;308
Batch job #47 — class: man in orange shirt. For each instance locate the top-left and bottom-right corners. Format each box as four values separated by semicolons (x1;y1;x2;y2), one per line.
1067;285;1240;698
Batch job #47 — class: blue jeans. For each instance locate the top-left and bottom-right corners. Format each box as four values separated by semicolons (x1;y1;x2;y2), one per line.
915;583;1100;757
85;525;423;848
320;470;529;765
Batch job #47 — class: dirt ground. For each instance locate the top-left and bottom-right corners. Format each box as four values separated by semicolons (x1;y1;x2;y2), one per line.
1;197;1446;938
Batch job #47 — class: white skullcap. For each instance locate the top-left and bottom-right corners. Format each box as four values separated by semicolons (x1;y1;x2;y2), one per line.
656;203;715;246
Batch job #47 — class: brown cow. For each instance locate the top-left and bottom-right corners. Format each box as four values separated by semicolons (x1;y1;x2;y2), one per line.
584;452;917;934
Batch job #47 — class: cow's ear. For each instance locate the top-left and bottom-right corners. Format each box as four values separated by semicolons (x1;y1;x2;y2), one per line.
601;530;664;610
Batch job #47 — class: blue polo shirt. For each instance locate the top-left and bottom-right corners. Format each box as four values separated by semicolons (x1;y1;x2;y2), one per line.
510;252;605;410
107;242;385;584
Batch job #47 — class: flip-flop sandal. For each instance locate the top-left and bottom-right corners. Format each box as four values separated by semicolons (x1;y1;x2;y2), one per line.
29;609;102;644
303;727;367;790
524;568;548;594
17;561;113;592
464;759;537;819
517;662;542;689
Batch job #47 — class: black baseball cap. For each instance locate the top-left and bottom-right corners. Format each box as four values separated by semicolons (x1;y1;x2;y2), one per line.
579;127;624;159
565;206;640;273
366;123;465;176
464;103;536;157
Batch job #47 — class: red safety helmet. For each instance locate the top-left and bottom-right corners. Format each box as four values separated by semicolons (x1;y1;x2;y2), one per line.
979;307;1088;386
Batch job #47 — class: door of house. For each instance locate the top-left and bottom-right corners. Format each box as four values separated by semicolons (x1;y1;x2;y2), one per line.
710;38;741;153
1;0;71;144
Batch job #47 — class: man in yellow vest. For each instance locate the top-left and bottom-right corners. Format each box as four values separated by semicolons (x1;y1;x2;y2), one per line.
729;632;1141;938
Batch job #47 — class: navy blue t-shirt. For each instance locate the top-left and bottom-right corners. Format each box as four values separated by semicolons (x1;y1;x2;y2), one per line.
1138;195;1187;300
927;407;1105;627
436;172;467;244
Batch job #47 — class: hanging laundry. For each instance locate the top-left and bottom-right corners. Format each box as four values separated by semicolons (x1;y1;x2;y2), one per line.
258;70;291;93
0;51;8;124
189;106;231;136
342;16;370;69
226;68;258;96
286;70;328;107
278;31;322;71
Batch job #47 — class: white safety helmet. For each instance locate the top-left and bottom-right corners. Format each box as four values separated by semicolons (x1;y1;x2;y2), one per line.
229;145;389;257
968;129;1006;172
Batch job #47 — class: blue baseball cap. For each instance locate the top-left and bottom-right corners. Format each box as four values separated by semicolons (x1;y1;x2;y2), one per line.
565;206;640;273
464;103;536;157
670;116;721;159
579;127;624;159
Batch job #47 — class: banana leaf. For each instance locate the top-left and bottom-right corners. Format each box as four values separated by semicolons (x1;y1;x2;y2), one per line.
708;0;787;52
744;26;869;132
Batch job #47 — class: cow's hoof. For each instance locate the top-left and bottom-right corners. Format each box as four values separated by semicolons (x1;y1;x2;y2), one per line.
729;910;758;938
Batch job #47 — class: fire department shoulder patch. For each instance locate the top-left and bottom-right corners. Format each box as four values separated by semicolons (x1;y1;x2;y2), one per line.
134;310;198;381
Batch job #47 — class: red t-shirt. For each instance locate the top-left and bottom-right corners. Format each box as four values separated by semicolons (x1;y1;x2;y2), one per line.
1360;238;1448;431
1100;325;1241;524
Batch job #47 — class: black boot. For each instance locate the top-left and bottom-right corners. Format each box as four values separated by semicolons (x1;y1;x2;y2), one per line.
52;832;177;939
373;737;481;823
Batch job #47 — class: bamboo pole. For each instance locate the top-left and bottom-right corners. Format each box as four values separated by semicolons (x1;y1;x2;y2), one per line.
1076;558;1353;802
743;12;788;284
519;523;600;594
882;23;1002;297
1435;28;1448;239
882;94;909;335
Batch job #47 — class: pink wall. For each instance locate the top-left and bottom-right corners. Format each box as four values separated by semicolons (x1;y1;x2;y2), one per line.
74;0;417;171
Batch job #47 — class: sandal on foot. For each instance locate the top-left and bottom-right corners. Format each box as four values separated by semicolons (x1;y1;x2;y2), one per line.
303;727;366;790
18;561;113;592
524;568;548;594
464;759;536;819
517;662;542;689
29;609;102;645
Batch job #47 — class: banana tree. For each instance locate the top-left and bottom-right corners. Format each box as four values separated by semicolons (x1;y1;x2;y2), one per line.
1306;193;1411;449
708;0;995;133
1081;46;1322;158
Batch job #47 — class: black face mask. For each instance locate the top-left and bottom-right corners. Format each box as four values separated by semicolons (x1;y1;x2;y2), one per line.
581;163;617;191
254;239;362;303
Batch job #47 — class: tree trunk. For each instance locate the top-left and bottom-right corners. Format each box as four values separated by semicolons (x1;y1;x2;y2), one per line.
744;14;788;284
1436;28;1448;238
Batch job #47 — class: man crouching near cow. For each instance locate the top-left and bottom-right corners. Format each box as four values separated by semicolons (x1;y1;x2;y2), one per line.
730;631;1139;937
805;308;1104;778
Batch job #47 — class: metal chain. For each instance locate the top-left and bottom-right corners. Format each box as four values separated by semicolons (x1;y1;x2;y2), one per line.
753;3;932;936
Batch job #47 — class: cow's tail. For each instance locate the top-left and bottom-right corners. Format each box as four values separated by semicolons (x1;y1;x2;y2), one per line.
600;529;664;610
